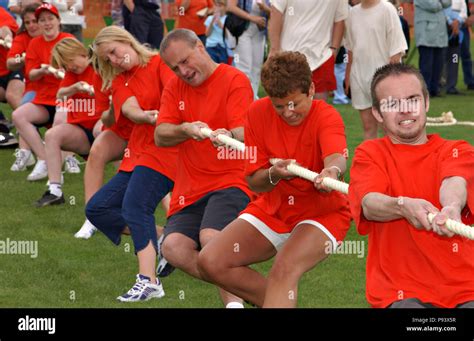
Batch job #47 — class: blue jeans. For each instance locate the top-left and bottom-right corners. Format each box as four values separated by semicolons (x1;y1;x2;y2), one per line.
333;63;350;105
418;46;444;95
85;166;173;253
207;45;228;64
460;26;474;87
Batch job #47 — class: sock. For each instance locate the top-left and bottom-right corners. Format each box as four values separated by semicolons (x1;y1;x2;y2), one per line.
49;182;62;197
226;302;244;309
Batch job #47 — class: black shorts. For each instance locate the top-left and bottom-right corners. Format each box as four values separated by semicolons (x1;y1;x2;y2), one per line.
0;71;23;90
76;124;95;159
33;105;56;128
163;187;250;248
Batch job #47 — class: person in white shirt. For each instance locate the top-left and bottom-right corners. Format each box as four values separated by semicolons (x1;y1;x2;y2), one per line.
344;0;407;140
49;0;84;41
268;0;348;102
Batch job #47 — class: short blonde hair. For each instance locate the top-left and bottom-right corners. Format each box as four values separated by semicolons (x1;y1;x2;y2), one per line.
91;25;158;90
51;38;88;69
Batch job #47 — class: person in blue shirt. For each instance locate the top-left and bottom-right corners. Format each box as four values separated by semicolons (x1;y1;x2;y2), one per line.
204;0;228;64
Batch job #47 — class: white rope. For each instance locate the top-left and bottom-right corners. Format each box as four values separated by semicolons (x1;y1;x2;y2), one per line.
41;64;65;79
199;125;473;240
269;158;349;194
200;127;246;152
427;111;474;127
81;83;94;94
0;38;12;49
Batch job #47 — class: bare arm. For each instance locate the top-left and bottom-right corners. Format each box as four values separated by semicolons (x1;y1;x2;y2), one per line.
389;52;403;64
331;20;345;55
123;0;135;12
228;0;266;26
155;121;210;147
268;5;283;56
6;55;25;72
122;96;157;125
246;159;295;193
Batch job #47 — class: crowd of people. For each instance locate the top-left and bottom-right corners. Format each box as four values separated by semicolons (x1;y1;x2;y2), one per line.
0;0;473;308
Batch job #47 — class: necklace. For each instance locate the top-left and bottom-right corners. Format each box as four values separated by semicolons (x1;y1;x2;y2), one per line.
125;66;140;87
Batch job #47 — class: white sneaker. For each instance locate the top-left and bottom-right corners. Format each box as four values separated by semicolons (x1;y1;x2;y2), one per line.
117;274;165;302
10;149;35;171
64;155;81;174
27;160;48;181
74;219;97;239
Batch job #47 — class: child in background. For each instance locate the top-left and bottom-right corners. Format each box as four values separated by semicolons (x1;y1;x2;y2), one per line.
204;0;227;64
345;0;407;140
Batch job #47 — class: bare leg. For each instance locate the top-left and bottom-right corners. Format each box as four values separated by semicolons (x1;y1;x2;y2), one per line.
137;240;158;283
12;103;50;160
359;108;378;140
263;224;330;308
45;123;91;184
198;219;277;307
6;79;25;110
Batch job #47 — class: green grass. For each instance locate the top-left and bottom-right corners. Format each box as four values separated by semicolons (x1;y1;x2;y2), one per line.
1;42;473;308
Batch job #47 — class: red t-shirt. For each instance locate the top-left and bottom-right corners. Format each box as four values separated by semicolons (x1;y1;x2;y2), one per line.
7;31;35;92
176;0;214;36
0;8;18;77
349;134;474;308
59;65;101;130
112;54;178;179
157;64;254;217
242;98;351;239
25;32;74;106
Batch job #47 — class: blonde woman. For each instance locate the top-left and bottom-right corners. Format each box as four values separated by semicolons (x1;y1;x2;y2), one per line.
34;38;102;207
86;26;177;302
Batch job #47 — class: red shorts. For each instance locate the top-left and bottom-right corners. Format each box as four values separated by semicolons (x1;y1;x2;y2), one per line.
312;55;337;93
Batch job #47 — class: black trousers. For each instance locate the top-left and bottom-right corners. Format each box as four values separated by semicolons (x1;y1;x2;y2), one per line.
123;5;164;50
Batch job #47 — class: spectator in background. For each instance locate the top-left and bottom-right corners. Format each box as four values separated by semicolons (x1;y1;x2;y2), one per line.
345;0;407;140
8;0;44;25
333;47;350;105
204;0;228;64
175;0;214;45
227;0;270;98
268;0;347;102
123;0;164;49
460;0;474;90
444;0;467;95
388;0;410;53
49;1;84;41
414;0;451;97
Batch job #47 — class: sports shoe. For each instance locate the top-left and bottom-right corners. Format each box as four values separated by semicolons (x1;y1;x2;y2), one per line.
27;160;48;181
74;219;97;239
0;132;18;148
11;149;35;171
64;155;81;174
117;274;165;302
156;234;175;278
35;190;65;208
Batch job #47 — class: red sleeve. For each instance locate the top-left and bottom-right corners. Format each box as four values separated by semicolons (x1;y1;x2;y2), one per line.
112;76;134;122
439;141;474;225
7;34;26;59
93;73;110;116
156;79;183;125
0;8;19;33
317;105;347;159
207;0;214;8
59;71;77;88
244;101;271;177
349;142;391;235
226;73;254;129
25;40;41;80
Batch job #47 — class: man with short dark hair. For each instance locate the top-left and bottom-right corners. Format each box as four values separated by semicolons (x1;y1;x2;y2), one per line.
349;63;474;308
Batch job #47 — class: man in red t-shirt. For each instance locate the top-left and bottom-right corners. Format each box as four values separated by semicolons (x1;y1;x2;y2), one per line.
198;51;351;308
349;63;474;308
155;28;254;308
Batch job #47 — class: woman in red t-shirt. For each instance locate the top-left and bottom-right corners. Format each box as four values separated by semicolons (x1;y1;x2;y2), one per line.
7;3;42;172
34;38;103;208
86;26;177;302
11;3;74;182
199;52;352;308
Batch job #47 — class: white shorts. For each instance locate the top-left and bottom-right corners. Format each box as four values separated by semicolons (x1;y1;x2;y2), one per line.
239;213;338;252
351;78;372;110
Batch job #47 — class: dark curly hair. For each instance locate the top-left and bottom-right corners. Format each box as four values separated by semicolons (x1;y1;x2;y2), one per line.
261;51;312;98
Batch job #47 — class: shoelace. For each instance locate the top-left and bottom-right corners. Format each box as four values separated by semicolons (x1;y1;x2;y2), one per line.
13;149;26;167
66;157;79;169
126;279;147;295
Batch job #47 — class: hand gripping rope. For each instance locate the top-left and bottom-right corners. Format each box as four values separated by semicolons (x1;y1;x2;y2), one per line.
0;38;12;49
41;64;65;79
199;127;474;239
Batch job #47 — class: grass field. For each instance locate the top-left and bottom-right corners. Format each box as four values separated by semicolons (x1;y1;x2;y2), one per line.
0;42;473;308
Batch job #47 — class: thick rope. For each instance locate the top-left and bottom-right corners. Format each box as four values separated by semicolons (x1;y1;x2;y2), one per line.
427;111;474;127
199;127;474;240
41;64;65;79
